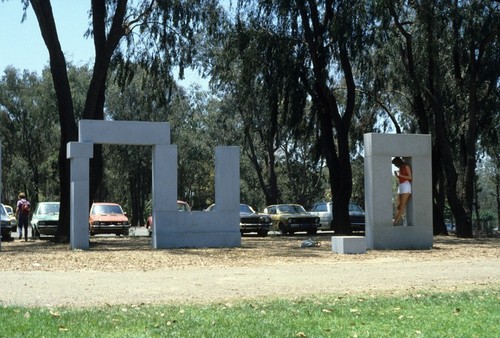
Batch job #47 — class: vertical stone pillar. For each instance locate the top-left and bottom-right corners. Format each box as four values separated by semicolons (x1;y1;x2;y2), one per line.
214;146;241;246
67;142;93;250
152;144;178;248
215;146;240;211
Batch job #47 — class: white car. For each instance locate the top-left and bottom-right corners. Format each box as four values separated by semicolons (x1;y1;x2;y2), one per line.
1;204;16;239
309;202;365;231
31;202;60;237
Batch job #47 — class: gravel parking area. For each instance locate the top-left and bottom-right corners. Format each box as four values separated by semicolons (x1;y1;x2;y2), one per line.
1;231;499;307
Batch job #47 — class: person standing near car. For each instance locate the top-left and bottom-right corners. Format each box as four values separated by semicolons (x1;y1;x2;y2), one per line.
16;192;30;241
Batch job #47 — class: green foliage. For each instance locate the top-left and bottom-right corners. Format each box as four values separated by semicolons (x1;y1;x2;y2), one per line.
363;0;500;236
0;67;61;204
2;0;499;235
1;289;498;337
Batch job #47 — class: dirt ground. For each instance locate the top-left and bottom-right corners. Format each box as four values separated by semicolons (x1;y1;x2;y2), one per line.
1;232;499;308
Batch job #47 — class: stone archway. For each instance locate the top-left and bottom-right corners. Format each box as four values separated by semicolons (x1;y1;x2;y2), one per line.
364;133;433;249
67;120;240;250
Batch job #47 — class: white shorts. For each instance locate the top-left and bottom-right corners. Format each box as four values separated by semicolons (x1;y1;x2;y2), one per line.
398;181;412;194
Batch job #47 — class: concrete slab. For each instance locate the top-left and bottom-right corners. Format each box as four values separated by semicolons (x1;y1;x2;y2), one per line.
331;236;367;254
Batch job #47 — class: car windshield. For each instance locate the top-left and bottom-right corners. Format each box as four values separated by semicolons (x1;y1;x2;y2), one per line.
92;205;123;215
38;204;60;215
177;203;190;211
240;204;256;214
0;205;6;216
276;205;306;214
5;206;13;215
349;203;363;212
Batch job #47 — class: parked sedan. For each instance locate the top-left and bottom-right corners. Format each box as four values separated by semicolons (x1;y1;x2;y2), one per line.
239;204;272;237
1;204;14;240
89;202;130;236
263;204;320;235
146;200;191;237
3;204;17;232
31;202;60;238
348;203;365;230
206;203;272;237
309;202;365;231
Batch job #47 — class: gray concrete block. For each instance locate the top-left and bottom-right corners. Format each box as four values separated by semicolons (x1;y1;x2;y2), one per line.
331;236;367;254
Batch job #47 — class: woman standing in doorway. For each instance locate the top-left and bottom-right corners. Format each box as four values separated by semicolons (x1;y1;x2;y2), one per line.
392;157;412;225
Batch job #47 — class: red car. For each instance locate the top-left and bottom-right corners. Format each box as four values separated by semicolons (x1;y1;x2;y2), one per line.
146;200;191;236
89;202;130;236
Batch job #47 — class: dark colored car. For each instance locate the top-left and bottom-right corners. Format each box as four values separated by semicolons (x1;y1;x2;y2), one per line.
31;202;60;237
205;203;272;237
263;204;320;235
89;202;130;236
348;203;366;230
238;204;272;237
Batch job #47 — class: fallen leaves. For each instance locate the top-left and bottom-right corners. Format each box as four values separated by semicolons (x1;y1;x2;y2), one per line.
0;235;498;273
49;310;60;317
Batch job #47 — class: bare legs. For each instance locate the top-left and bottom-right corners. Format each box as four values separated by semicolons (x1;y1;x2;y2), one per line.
394;193;411;225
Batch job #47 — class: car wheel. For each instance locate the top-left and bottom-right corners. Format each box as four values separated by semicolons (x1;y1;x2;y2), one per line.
307;229;318;235
33;227;40;238
279;223;288;235
258;230;268;237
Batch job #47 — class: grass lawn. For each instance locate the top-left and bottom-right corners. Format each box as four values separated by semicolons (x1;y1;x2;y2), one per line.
1;288;499;337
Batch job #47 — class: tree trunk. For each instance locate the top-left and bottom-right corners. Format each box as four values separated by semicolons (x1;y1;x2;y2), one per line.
330;128;353;235
30;0;78;242
495;156;500;231
434;104;472;238
243;126;279;206
84;0;128;204
296;2;355;235
432;145;448;235
316;84;353;235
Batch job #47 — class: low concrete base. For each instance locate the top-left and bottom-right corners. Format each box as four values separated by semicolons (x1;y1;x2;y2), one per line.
153;231;241;249
332;236;367;254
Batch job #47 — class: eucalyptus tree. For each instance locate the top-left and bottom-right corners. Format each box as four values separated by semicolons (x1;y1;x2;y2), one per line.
104;68;161;226
368;0;500;237
173;89;224;209
0;107;15;202
105;63;226;220
223;1;371;234
0;67;61;205
209;14;301;206
0;64;96;206
478;92;500;232
21;0;226;241
279;122;325;208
